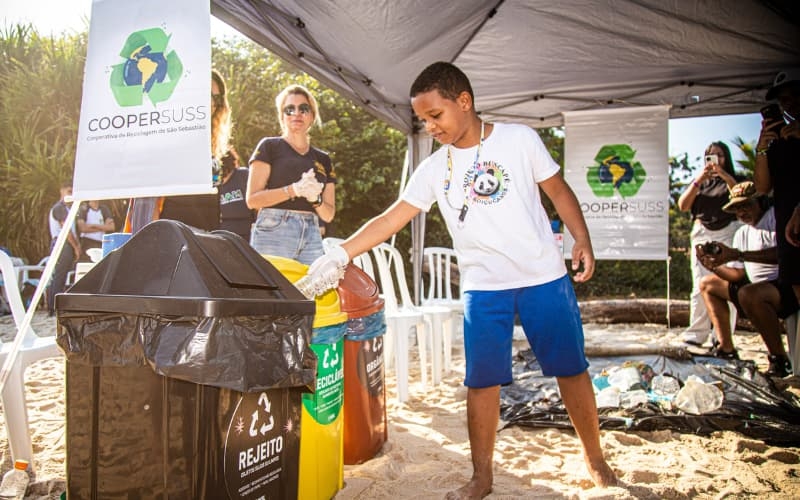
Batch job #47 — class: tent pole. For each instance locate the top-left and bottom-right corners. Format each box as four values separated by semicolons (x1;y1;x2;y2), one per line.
407;132;423;305
666;255;671;329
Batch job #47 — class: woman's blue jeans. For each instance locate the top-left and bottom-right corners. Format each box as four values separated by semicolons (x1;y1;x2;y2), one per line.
250;208;324;265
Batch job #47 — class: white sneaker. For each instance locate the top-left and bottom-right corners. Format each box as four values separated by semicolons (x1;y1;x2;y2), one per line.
681;330;711;346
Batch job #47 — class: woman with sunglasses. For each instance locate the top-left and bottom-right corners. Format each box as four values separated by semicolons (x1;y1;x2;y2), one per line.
246;84;336;264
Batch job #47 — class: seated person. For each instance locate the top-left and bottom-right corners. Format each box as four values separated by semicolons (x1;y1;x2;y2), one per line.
696;182;786;361
77;200;115;262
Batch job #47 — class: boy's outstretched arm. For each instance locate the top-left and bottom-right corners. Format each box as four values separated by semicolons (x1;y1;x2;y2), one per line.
539;174;595;282
341;200;421;258
299;200;421;296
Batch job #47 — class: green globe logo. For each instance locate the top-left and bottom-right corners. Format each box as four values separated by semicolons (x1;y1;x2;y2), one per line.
586;144;646;198
110;28;183;106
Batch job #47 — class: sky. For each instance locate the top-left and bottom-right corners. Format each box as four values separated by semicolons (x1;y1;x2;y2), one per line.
2;1;763;171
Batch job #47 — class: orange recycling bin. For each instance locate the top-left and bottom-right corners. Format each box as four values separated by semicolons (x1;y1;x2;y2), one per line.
264;255;348;500
337;264;388;465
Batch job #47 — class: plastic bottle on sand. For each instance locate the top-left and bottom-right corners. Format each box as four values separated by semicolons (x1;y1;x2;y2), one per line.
674;379;723;415
0;459;29;500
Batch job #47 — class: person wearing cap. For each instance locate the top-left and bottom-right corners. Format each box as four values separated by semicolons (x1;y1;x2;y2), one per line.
696;182;798;373
695;182;787;362
752;68;800;375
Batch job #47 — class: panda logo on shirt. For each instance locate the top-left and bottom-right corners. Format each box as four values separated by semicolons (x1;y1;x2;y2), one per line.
473;168;500;196
463;161;509;205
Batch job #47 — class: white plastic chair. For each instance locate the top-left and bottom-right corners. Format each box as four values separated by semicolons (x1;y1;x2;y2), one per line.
370;243;429;400
0;251;62;468
372;243;453;390
785;311;800;376
422;247;464;373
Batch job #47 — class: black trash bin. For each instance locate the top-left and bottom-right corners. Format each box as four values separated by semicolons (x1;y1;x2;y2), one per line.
55;220;316;500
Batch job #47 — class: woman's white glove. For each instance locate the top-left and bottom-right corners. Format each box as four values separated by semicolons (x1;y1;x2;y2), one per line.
294;245;349;298
292;169;324;202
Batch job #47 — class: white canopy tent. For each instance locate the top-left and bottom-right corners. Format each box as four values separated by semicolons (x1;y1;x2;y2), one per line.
210;0;800;299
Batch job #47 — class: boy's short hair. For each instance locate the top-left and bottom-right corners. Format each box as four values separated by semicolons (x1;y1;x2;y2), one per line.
410;61;474;102
60;179;73;189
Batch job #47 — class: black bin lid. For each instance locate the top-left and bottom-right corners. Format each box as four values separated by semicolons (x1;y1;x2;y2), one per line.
56;220;314;317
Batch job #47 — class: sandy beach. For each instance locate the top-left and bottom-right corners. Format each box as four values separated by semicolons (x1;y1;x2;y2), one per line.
2;310;799;499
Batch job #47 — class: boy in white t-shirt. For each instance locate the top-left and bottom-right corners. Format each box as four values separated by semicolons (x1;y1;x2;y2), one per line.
302;61;616;495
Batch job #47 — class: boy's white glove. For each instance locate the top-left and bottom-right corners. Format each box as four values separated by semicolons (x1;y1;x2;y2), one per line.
295;245;349;298
292;169;324;202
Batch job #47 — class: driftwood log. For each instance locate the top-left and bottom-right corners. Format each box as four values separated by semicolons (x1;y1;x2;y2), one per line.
579;298;754;331
421;262;753;330
579;299;688;326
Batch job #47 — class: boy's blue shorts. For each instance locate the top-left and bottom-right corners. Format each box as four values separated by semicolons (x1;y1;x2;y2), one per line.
462;274;588;388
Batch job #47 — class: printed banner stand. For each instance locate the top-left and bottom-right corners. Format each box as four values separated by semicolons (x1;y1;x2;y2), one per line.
562;105;672;325
73;0;212;201
563;105;670;261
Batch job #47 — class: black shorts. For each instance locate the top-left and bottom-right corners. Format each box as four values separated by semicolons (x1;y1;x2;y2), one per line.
727;278;750;318
730;278;800;320
774;279;800;319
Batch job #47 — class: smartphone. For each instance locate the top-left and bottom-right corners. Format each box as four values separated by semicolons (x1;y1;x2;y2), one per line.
760;103;783;121
704;154;718;165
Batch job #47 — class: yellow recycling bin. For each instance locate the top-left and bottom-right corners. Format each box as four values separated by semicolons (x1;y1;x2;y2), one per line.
264;255;348;500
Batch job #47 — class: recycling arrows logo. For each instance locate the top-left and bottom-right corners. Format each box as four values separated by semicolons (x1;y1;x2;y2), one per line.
110;27;183;106
586;144;646;198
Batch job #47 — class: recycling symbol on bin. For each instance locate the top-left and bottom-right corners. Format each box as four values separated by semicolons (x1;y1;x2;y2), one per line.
233;392;275;437
362;337;382;354
322;345;340;369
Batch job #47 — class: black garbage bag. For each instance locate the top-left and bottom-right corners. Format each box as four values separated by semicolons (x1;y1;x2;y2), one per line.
56;219;317;392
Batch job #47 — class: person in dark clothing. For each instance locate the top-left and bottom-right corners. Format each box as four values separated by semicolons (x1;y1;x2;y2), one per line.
46;180;80;315
246;84;336;265
218;148;255;242
677;141;743;346
750;68;800;377
125;69;231;233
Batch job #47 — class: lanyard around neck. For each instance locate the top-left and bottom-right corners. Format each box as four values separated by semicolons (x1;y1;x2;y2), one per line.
445;121;485;227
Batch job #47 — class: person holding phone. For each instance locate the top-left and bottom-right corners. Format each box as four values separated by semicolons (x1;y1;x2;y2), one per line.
750;68;800;376
677;141;743;346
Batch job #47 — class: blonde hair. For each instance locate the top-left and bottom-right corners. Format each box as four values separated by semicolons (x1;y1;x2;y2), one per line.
211;69;232;160
275;84;322;134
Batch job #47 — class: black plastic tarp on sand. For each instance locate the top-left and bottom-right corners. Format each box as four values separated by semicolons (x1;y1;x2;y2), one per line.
500;349;800;446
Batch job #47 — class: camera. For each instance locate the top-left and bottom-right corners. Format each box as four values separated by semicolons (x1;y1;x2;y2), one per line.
704;154;718;165
701;242;722;255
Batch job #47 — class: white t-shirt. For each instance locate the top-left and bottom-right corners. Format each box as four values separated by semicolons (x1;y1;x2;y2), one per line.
401;122;566;291
727;206;778;283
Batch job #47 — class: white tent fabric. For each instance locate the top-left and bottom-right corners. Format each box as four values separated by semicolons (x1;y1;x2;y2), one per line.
209;0;800;300
211;0;800;133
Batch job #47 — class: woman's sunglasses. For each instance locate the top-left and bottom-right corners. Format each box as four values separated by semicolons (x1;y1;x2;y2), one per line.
212;93;225;106
283;103;312;116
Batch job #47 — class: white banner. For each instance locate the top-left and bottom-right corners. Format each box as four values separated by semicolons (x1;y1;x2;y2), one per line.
73;0;212;201
563;106;669;260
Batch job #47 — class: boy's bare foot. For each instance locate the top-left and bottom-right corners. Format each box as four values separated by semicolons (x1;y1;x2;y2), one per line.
444;478;492;499
585;455;618;488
